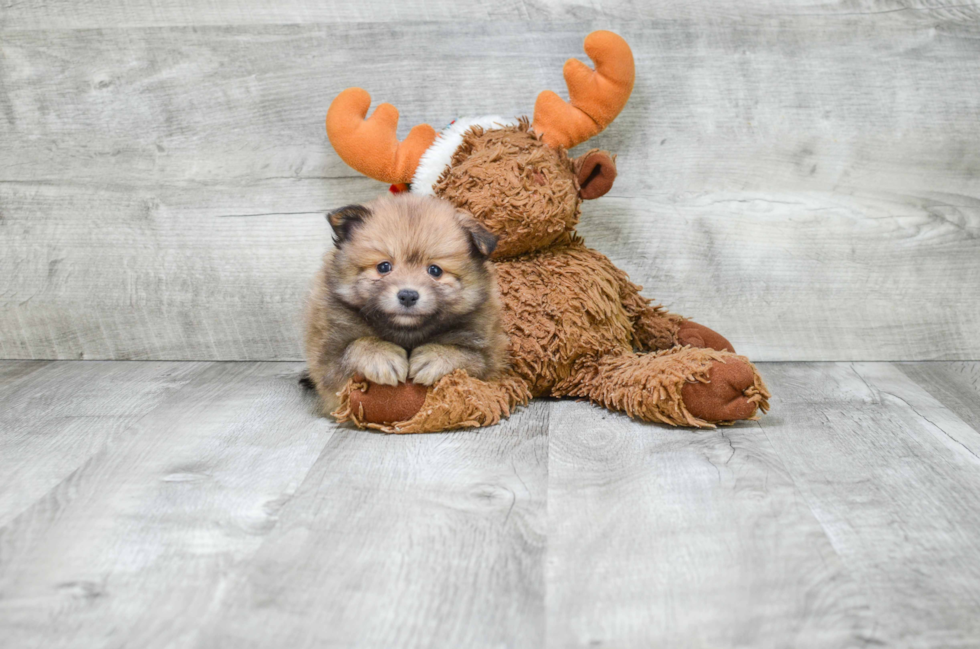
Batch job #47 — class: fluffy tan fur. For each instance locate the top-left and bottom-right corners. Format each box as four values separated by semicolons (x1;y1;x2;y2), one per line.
305;193;508;414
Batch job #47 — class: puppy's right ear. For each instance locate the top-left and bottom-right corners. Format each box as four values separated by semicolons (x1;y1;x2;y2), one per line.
456;212;498;260
326;204;371;246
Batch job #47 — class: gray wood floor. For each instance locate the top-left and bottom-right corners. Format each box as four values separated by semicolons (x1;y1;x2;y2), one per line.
2;360;979;648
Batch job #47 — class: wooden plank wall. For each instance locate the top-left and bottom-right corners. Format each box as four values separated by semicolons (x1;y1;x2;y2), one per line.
1;1;978;361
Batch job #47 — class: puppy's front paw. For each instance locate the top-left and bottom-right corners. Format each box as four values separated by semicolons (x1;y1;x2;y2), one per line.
348;338;409;386
409;344;464;386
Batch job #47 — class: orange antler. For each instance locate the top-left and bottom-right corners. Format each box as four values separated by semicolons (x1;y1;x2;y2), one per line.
326;88;437;184
532;31;635;150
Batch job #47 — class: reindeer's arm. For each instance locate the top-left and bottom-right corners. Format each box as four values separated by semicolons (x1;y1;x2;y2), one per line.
619;282;684;351
618;274;735;354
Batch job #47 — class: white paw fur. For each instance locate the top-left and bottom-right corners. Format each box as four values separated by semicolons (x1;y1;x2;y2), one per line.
409;344;462;386
350;338;409;386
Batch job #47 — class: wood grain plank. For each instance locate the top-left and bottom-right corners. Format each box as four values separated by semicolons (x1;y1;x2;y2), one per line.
527;0;980;22
0;0;533;29
0;181;335;361
196;402;549;649
3;360;980;645
859;362;980;461
759;362;980;647
1;0;977;29
2;20;979;361
897;362;980;434
0;359;51;384
3;22;978;189
545;398;878;648
0;361;331;649
0;360;209;526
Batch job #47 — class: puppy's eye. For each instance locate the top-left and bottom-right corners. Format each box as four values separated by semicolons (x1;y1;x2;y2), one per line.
427;264;443;278
376;261;392;274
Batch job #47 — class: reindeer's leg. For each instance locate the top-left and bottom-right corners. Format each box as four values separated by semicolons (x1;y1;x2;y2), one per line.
556;346;769;427
332;370;532;434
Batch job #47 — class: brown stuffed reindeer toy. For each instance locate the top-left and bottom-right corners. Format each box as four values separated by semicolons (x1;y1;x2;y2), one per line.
322;30;770;432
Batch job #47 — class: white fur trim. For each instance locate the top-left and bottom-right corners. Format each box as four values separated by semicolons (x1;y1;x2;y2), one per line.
411;116;520;195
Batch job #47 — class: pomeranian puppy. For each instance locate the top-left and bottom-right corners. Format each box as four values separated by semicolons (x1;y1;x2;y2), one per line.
304;193;508;411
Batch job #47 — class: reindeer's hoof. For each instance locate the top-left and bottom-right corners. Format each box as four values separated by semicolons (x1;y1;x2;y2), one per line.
348;375;428;425
676;321;735;353
681;359;763;422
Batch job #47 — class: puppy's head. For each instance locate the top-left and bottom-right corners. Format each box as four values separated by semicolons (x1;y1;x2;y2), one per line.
326;193;497;331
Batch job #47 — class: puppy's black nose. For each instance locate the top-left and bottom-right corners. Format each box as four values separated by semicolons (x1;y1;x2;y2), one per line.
397;289;420;307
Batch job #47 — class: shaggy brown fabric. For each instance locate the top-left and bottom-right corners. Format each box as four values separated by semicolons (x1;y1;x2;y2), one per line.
554;347;760;427
333;122;771;432
435;120;581;259
494;235;661;395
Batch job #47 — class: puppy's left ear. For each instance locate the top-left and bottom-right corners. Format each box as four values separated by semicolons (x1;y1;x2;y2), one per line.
326;204;371;246
456;212;498;260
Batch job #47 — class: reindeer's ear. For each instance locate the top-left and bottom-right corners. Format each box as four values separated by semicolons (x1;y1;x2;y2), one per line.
573;149;617;200
456;212;498;260
326;204;371;246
